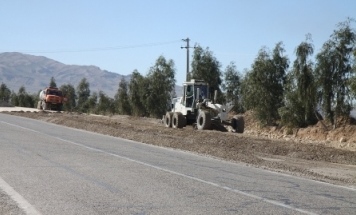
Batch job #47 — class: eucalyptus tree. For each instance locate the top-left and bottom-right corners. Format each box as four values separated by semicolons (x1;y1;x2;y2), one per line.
16;86;35;107
60;84;76;111
10;91;19;106
128;70;147;117
115;78;131;115
97;91;115;115
222;62;242;112
352;49;356;97
0;83;11;102
87;92;98;114
49;77;57;88
145;56;176;118
242;42;288;125
76;78;91;112
191;45;222;98
280;36;317;127
315;19;356;126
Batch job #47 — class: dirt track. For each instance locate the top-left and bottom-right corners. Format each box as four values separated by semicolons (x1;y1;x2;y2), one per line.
4;111;356;188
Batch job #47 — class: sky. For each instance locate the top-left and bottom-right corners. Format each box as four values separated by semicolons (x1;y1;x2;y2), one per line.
1;0;356;86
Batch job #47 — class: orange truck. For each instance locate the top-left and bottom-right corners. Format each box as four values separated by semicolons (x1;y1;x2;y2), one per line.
37;87;66;111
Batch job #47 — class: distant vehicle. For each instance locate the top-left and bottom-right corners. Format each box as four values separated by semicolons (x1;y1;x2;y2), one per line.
37;87;66;111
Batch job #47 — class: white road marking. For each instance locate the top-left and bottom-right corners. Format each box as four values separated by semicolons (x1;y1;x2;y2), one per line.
1;120;320;215
0;177;41;215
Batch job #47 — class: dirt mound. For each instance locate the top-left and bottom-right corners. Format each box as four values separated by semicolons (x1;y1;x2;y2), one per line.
242;111;356;151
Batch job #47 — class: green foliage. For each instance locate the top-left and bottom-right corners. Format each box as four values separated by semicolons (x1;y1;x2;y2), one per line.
76;78;91;113
87;92;98;114
129;70;147;116
49;77;57;88
0;83;11;102
14;86;35;107
97;91;115;115
315;19;356;125
191;45;222;99
145;56;176;118
280;36;317;127
279;74;312;128
222;62;243;112
10;91;18;106
351;76;356;98
241;42;289;125
351;42;356;101
115;78;131;115
60;84;76;112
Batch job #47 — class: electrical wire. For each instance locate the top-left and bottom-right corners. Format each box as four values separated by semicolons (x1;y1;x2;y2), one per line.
5;40;182;54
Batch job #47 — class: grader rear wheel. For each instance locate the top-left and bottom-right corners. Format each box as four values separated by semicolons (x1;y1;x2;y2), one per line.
172;112;186;128
164;112;173;128
197;111;211;130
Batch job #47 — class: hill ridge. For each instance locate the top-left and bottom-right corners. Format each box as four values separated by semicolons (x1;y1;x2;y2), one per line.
0;52;128;97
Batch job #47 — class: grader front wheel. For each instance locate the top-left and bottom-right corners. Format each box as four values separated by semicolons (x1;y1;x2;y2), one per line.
197;111;211;130
232;115;245;133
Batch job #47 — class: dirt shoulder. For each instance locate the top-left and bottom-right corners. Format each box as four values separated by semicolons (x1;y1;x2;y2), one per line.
3;111;356;188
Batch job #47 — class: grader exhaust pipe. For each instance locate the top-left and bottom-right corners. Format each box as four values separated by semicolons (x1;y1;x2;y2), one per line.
214;90;217;104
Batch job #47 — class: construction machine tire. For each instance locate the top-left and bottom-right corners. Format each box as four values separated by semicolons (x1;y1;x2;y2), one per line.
37;101;42;110
164;112;173;128
172;112;186;128
58;104;63;112
42;102;47;110
197;111;211;130
232;115;244;133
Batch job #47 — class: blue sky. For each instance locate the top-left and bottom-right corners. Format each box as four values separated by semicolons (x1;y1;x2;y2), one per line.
1;0;355;86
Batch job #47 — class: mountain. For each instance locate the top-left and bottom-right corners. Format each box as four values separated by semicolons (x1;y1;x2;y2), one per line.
0;52;129;97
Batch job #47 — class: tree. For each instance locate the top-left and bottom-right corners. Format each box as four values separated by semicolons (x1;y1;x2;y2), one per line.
145;56;176;118
60;84;76;111
97;91;115;115
191;45;222;99
241;42;288;125
10;91;18;106
222;62;243;112
0;83;11;102
76;78;91;112
315;19;356;126
279;35;317;127
115;78;131;115
49;77;57;88
129;70;147;117
16;86;35;107
352;49;356;97
87;92;98;114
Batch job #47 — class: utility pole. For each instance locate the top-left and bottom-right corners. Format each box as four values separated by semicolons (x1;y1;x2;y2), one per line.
181;38;193;82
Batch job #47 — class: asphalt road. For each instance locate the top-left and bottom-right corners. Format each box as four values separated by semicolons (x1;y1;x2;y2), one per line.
0;113;355;215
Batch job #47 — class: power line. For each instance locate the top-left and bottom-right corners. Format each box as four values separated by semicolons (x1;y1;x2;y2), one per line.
5;40;182;54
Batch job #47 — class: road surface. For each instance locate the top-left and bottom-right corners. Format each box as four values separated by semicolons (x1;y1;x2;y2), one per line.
0;113;355;214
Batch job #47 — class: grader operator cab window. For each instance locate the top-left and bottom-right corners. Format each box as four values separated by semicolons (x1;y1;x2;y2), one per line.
185;85;194;107
184;84;209;108
197;85;208;100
